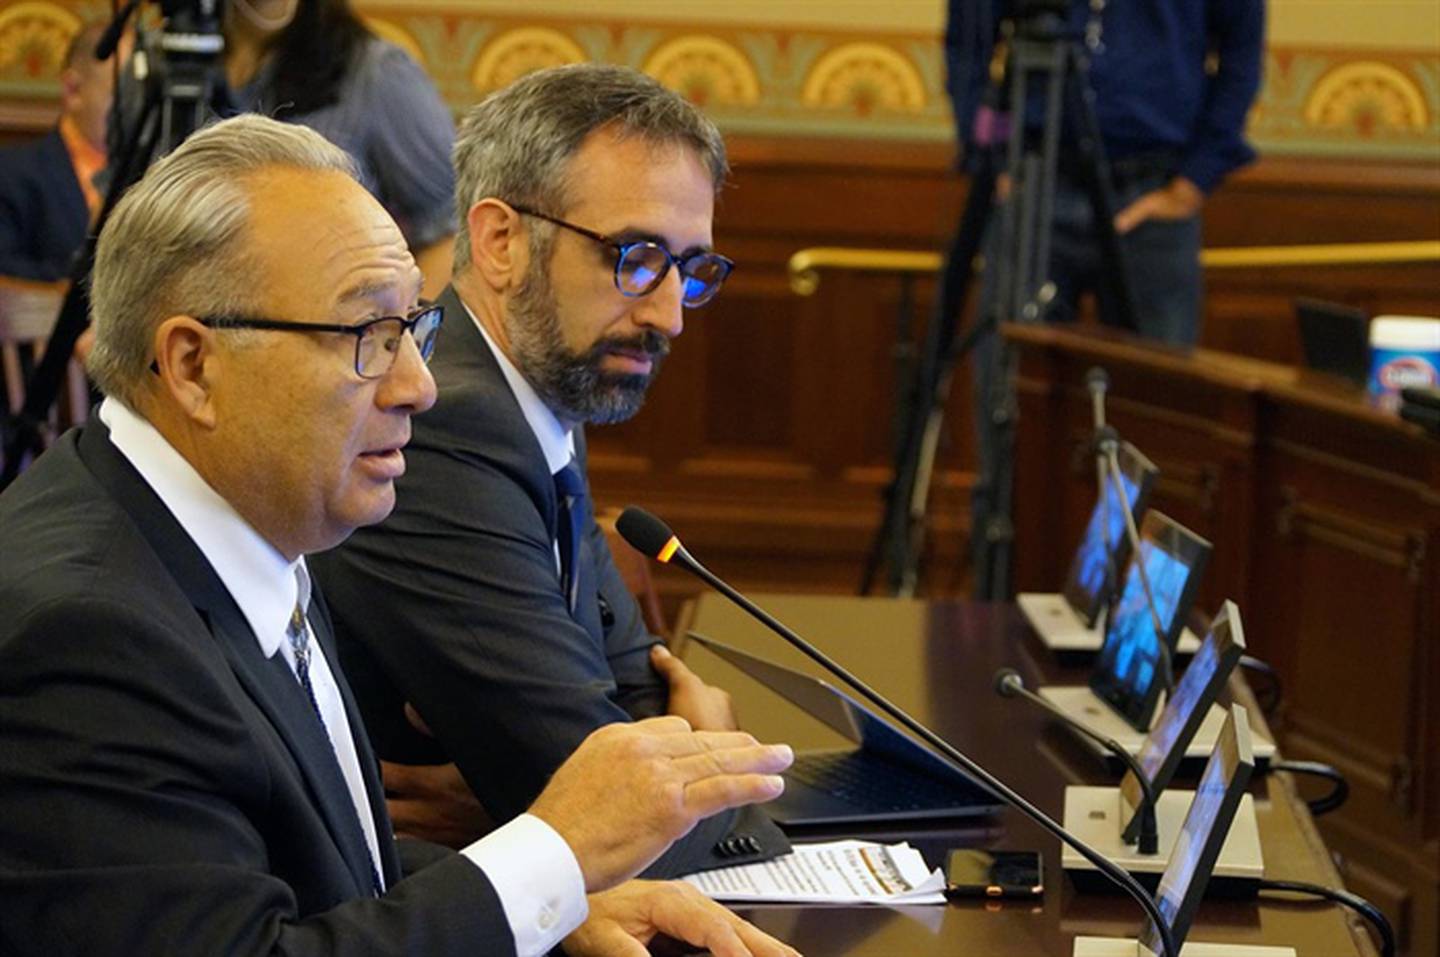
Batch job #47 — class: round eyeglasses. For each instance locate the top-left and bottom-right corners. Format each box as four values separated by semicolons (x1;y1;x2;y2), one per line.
510;204;734;307
199;304;444;379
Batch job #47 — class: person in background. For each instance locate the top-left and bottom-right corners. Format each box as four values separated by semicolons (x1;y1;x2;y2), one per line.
0;22;117;281
946;0;1264;566
223;0;457;298
947;0;1264;346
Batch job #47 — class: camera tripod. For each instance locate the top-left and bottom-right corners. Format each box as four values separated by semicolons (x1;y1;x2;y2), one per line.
861;1;1137;600
0;0;227;488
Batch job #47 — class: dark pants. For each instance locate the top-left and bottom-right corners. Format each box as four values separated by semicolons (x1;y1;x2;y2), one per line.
968;159;1202;573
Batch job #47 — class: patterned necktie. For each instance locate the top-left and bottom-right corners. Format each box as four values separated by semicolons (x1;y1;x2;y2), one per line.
287;575;384;897
553;458;586;614
286;602;325;724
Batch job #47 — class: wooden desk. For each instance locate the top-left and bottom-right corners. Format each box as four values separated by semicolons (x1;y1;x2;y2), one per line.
677;592;1378;957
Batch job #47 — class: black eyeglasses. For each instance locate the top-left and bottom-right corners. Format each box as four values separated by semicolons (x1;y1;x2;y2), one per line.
510;204;734;308
199;304;444;379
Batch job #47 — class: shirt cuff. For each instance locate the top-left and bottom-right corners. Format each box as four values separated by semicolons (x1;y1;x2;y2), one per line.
460;813;588;956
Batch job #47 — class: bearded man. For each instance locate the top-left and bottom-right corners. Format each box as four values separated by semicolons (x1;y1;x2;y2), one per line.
310;64;788;877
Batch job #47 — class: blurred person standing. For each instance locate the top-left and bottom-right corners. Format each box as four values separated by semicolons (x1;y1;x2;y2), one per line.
224;0;457;297
948;0;1263;573
946;0;1265;345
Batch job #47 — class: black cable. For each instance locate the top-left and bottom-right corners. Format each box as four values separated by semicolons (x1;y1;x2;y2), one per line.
1269;760;1349;816
1238;653;1283;716
1258;878;1394;957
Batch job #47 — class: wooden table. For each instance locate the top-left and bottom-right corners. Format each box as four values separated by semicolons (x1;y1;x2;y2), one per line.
676;592;1379;957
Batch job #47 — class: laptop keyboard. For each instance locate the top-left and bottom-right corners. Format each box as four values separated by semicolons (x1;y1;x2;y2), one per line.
786;750;975;813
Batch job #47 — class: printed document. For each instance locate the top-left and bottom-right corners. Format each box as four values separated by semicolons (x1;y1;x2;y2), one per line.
683;840;947;904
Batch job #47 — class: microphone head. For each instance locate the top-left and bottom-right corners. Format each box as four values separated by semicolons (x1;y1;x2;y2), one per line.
993;668;1024;697
1086;367;1109;393
617;506;682;563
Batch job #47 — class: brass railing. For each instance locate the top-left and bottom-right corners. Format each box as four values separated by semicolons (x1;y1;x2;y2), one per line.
787;240;1440;295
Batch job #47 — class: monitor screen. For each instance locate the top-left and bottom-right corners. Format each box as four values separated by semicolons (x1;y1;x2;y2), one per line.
1089;511;1212;731
1121;601;1246;842
1062;442;1158;627
1140;706;1255;954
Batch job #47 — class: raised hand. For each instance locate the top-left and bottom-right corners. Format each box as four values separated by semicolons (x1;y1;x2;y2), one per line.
529;716;792;891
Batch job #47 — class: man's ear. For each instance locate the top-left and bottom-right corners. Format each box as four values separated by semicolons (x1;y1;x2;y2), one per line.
464;199;530;293
150;316;219;428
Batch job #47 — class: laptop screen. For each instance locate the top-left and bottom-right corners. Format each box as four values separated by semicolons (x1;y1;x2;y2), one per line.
1089;511;1212;731
1139;706;1255;955
1062;441;1159;627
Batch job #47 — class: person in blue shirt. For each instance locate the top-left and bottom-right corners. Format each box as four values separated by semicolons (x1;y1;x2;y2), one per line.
945;0;1265;345
948;1;1263;574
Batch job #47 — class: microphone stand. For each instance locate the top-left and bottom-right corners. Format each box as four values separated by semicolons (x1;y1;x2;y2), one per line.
994;668;1160;855
1096;425;1175;693
639;525;1176;957
1087;368;1122;609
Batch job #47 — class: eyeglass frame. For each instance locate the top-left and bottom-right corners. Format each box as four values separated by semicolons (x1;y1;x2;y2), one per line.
196;303;445;380
508;203;735;307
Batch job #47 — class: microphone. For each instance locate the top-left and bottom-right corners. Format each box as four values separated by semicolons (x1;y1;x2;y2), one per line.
1085;369;1122;609
993;668;1159;855
1086;366;1109;431
617;506;1177;957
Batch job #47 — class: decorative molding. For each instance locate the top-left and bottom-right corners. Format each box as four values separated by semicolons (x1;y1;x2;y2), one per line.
1;0;1436;162
0;0;79;79
471;25;585;95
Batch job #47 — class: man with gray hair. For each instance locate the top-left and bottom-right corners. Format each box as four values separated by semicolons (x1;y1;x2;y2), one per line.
0;112;798;957
312;63;788;874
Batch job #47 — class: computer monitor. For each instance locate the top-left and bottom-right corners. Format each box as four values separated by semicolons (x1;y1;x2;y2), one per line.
1089;511;1212;731
1295;298;1369;387
1138;706;1255;957
1120;601;1246;843
1062;441;1159;628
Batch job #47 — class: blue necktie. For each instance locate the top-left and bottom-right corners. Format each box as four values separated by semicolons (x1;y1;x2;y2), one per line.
553;458;586;614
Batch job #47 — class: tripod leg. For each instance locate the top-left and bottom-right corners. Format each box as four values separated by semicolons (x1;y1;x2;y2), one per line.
862;160;995;596
898;161;998;595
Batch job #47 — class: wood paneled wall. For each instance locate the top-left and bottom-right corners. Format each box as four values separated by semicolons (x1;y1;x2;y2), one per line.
584;136;1440;612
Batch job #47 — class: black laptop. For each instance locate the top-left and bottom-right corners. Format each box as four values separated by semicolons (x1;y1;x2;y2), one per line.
685;631;1004;826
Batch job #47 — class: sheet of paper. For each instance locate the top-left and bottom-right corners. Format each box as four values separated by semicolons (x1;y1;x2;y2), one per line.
682;840;947;905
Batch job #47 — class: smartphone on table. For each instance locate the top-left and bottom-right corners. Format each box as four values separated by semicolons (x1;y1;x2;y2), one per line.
944;849;1044;900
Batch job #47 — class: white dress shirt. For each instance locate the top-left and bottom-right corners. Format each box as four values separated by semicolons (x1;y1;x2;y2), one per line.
99;397;587;955
469;303;577;579
468;304;575;474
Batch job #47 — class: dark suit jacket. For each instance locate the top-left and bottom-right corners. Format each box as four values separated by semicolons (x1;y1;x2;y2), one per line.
0;421;514;956
0;128;88;281
312;286;787;876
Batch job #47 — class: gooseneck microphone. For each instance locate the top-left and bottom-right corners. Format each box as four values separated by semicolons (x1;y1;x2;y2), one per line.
1086;366;1109;431
617;506;1177;957
993;668;1159;855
